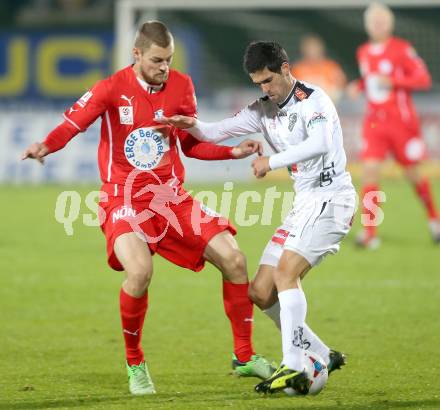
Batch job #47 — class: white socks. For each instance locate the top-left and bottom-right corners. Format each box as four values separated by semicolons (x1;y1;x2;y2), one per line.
301;323;331;364
278;289;307;370
265;295;331;367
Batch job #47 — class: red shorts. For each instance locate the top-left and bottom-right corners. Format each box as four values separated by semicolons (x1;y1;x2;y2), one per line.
361;117;426;166
99;193;236;272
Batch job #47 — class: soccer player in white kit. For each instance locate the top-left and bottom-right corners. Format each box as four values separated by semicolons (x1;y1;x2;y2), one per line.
160;41;356;395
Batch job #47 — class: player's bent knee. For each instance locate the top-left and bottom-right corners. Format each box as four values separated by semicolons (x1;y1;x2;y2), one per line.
221;250;247;281
124;260;153;289
248;281;275;310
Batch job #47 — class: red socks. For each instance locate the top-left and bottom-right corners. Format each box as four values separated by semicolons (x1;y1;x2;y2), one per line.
362;184;380;237
120;288;148;366
120;282;255;364
223;281;255;363
414;178;438;220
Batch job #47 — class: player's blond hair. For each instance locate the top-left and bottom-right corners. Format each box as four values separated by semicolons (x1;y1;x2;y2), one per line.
134;20;174;52
364;2;395;29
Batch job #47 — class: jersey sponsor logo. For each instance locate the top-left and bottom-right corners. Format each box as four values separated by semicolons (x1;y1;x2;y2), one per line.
120;94;134;105
68;107;78;114
119;106;134;125
124;127;170;170
288;113;298;131
112;205;137;224
307;112;327;129
77;90;93;108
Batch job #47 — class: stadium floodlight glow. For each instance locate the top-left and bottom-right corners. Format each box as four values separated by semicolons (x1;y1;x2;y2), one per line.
115;0;440;69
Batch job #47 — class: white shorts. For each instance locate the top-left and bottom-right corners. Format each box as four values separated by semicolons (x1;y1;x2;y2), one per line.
259;190;356;267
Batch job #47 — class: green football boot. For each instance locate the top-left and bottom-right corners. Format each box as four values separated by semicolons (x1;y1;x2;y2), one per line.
254;365;310;395
232;353;277;380
327;350;347;374
126;361;156;395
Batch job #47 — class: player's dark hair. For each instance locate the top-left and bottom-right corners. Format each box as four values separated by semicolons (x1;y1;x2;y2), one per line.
135;20;173;51
243;41;289;74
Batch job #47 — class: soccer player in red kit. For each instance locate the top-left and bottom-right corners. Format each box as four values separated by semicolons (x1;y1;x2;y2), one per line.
21;21;275;395
348;2;440;248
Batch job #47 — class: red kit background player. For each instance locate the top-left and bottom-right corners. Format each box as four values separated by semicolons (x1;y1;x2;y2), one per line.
21;21;273;395
348;2;440;248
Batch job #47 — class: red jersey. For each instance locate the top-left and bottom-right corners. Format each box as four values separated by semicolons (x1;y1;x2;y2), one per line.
356;36;431;124
44;66;233;197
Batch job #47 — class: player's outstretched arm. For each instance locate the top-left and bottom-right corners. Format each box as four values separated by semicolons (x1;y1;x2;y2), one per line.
159;103;261;143
21;80;109;164
20;119;80;164
178;129;262;161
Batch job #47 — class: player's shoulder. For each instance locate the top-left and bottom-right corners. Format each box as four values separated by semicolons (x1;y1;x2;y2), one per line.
293;80;316;101
99;66;133;93
390;36;412;49
239;98;265;119
107;66;132;83
357;42;369;57
167;69;193;87
296;81;333;111
390;36;418;58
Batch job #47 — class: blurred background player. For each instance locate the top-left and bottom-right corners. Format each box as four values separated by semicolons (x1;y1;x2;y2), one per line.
21;20;274;395
348;2;440;248
291;34;346;104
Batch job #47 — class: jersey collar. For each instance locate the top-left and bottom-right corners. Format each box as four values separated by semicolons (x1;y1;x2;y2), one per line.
136;77;164;94
277;81;296;109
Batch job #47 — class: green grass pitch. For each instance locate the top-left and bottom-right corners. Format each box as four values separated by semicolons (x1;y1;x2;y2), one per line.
1;179;439;410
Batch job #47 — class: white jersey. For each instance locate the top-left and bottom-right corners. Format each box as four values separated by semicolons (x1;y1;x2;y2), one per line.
188;81;354;195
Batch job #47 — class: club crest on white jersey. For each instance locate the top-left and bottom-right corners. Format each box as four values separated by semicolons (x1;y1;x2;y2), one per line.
124;127;170;170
